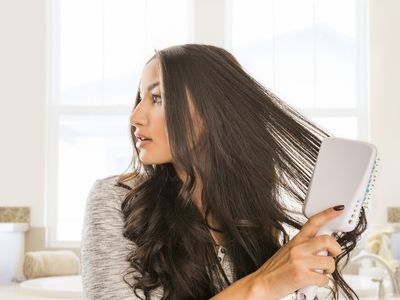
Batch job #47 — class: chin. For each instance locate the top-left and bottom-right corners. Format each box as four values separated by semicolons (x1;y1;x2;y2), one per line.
139;156;171;166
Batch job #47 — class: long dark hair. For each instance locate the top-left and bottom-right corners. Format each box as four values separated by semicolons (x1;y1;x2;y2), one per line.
116;44;367;299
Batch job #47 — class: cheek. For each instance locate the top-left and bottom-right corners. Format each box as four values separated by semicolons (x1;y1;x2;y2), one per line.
154;114;170;149
161;125;171;152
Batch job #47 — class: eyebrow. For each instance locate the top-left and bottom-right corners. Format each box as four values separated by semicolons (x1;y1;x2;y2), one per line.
139;81;160;93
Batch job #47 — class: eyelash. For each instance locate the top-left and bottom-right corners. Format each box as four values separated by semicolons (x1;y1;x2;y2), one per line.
152;94;162;104
137;94;162;105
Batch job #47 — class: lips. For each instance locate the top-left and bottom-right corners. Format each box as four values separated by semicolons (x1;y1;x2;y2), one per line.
136;138;152;148
135;133;152;141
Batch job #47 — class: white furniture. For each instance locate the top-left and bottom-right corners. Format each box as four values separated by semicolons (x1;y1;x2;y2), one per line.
0;223;29;283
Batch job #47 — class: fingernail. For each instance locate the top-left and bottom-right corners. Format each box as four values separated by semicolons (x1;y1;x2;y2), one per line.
333;205;345;211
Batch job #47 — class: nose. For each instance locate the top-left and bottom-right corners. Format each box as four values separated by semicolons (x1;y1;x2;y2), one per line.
130;103;146;127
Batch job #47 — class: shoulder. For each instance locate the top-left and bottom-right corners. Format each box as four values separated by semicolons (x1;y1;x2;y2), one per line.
89;174;134;196
82;174;142;245
81;174;139;251
86;174;136;209
82;174;138;231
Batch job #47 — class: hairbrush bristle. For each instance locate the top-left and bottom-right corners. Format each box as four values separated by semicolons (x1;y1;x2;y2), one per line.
362;156;379;213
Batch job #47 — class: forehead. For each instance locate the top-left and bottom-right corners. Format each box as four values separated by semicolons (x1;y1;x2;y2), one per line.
140;58;161;91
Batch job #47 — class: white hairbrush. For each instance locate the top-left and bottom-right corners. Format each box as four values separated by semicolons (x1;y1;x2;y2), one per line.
296;137;378;300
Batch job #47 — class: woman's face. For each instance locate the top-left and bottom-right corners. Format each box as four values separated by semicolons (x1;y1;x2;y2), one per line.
130;58;173;165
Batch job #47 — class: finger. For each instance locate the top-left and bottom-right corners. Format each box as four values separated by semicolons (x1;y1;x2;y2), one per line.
299;205;345;238
303;235;342;257
306;256;336;274
304;270;331;287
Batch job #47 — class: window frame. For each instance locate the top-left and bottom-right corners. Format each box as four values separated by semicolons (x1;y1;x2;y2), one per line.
46;0;369;248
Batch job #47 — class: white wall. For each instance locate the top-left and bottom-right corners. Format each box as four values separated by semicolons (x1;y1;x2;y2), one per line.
0;0;47;227
369;0;400;227
0;0;398;230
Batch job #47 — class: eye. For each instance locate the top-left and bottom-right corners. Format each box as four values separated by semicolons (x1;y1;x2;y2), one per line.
152;94;162;104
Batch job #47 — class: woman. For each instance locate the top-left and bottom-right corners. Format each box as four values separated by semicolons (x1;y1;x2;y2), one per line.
81;44;366;300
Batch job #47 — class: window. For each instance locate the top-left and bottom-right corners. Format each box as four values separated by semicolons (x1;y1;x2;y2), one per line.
48;0;193;247
48;0;368;247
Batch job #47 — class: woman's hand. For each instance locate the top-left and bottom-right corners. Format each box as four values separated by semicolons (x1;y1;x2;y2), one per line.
248;206;345;300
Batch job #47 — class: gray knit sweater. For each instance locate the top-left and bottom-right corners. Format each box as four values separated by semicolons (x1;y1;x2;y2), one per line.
80;175;235;300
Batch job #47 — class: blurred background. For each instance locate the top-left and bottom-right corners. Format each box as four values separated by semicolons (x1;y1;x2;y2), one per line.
0;0;399;276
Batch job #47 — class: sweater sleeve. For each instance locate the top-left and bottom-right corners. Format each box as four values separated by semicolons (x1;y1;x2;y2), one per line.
80;176;147;300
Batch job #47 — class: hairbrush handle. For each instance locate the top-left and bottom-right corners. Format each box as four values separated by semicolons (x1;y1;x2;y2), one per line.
296;227;333;300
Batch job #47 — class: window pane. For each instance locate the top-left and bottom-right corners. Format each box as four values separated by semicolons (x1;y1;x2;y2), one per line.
57;114;132;241
103;0;192;106
315;0;357;108
231;0;274;46
274;0;314;108
59;0;103;106
145;0;192;50
103;0;146;106
59;0;192;106
310;116;358;139
229;0;359;110
230;0;274;91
